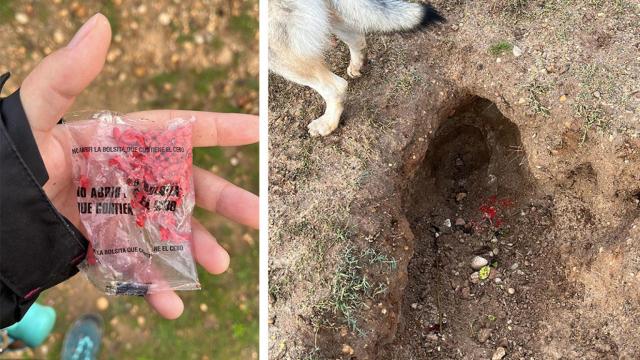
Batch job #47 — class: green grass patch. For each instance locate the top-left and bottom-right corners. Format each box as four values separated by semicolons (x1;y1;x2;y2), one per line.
101;0;121;35
229;13;258;41
0;0;15;23
314;245;397;334
488;41;513;56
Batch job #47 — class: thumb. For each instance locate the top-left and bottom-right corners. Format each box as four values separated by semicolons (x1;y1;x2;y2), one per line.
20;13;111;134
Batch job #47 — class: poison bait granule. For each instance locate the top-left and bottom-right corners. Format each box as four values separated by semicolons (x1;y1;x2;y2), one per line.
65;111;200;295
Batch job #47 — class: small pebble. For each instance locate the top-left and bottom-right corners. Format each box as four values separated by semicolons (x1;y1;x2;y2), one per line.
443;219;452;227
471;256;489;270
53;30;65;44
492;248;499;256
411;303;418;309
137;316;145;326
158;13;171;25
510;262;519;270
492;346;507;360
508;287;516;295
96;297;109;311
512;45;523;57
342;344;354;355
134;66;146;78
470;272;480;284
455;218;466;227
200;303;208;312
456;192;467;202
15;13;29;24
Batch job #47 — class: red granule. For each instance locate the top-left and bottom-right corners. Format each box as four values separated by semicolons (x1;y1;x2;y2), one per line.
66;113;200;295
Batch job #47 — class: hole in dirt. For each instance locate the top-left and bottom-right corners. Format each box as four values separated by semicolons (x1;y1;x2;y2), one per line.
387;97;551;358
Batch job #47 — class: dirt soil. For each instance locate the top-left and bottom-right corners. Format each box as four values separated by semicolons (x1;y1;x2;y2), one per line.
268;1;639;359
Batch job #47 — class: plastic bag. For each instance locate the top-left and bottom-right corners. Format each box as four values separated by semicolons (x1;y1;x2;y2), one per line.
64;111;200;295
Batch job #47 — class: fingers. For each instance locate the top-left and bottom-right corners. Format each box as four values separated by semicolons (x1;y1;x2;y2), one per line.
125;110;259;147
20;13;111;133
145;291;184;320
193;166;259;229
192;218;230;274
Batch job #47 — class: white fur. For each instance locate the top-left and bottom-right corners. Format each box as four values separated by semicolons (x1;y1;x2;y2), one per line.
270;0;430;137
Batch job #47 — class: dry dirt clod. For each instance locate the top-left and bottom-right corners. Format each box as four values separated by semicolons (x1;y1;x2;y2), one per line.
455;218;466;227
471;256;489;270
461;286;471;299
341;344;354;355
478;328;492;343
492;346;507;360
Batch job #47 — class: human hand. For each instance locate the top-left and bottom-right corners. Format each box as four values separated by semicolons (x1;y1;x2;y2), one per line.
18;13;259;319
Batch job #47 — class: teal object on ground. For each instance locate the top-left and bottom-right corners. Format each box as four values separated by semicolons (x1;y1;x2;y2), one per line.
5;303;56;348
61;314;103;360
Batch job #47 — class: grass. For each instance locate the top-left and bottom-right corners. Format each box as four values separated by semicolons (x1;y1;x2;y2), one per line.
313;244;397;334
101;0;121;35
522;79;551;117
573;64;618;142
329;245;372;333
390;69;422;101
0;0;14;24
488;41;513;56
574;94;609;143
488;0;531;16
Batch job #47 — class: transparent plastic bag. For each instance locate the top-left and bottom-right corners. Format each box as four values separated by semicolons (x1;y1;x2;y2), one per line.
64;111;200;295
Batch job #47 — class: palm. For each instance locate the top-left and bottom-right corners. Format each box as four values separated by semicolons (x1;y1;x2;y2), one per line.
18;14;258;319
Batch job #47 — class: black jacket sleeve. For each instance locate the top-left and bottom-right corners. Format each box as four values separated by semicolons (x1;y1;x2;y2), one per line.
0;72;88;328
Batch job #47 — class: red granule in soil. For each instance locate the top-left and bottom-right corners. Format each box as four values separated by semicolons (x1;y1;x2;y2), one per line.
478;196;515;228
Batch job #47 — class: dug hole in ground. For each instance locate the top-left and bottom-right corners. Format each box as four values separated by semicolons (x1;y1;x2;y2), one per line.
268;1;639;359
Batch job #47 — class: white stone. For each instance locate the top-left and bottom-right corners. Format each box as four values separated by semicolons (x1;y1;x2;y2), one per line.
471;256;489;270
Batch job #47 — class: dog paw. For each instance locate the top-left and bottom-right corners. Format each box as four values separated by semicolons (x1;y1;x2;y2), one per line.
308;117;338;137
347;62;362;78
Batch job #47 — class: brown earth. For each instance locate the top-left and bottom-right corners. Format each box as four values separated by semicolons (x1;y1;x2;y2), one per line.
268;0;639;359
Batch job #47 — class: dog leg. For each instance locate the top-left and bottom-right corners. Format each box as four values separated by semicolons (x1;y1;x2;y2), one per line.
275;59;347;137
332;21;366;78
